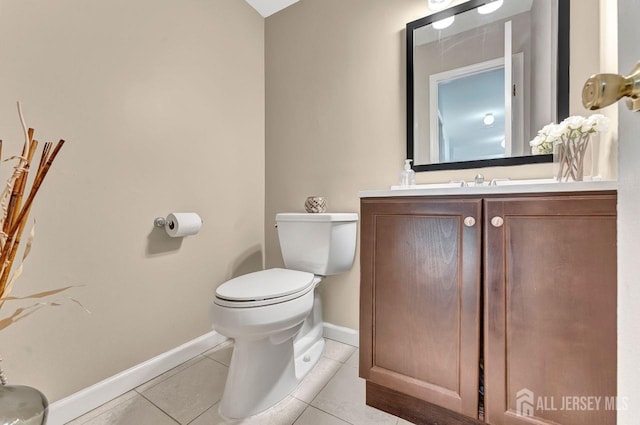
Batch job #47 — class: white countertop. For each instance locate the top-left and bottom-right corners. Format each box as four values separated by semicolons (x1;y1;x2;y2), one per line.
358;180;618;198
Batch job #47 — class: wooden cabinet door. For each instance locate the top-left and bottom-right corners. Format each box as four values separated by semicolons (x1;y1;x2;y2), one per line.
360;197;482;417
484;193;617;425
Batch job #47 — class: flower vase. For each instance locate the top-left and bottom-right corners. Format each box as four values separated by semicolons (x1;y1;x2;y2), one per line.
554;134;591;182
0;384;48;425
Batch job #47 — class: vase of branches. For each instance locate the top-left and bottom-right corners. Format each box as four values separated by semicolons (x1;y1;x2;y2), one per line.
0;103;67;425
554;134;590;182
0;381;48;425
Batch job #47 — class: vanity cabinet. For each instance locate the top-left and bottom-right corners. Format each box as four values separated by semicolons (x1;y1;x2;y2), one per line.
483;195;617;425
360;192;617;425
359;198;483;418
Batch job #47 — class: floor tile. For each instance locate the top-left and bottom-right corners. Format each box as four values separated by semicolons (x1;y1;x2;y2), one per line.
66;391;139;424
136;355;205;393
293;406;350;425
67;392;177;425
344;349;359;369
322;339;357;363
396;418;414;424
67;340;402;425
203;340;234;366
292;356;342;403
189;396;306;425
311;363;398;425
140;357;228;424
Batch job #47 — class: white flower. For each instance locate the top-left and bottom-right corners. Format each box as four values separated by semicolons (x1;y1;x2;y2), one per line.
583;114;610;134
530;114;610;158
530;114;609;157
539;122;556;137
530;121;566;154
549;122;568;140
563;115;587;131
529;135;544;147
529;132;554;154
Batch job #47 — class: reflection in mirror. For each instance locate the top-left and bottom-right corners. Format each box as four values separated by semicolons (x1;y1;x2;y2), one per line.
433;62;506;162
407;0;569;171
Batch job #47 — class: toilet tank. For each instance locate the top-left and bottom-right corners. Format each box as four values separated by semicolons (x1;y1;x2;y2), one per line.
276;213;358;276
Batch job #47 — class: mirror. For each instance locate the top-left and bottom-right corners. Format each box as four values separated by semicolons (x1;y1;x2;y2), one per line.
407;0;569;171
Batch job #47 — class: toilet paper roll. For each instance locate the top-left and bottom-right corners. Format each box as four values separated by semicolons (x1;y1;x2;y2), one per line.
165;213;203;237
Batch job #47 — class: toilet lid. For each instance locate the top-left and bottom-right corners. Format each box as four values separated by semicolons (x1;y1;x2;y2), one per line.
215;268;315;303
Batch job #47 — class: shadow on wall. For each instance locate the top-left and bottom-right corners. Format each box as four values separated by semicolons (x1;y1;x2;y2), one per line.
230;245;264;279
145;226;183;256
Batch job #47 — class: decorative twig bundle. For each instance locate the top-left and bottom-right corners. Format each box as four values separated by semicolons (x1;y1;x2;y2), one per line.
0;102;65;307
555;133;591;182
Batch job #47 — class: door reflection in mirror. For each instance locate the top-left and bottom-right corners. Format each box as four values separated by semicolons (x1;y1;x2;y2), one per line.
433;62;506;163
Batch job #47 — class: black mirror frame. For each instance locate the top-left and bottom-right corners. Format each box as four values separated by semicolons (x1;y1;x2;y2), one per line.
406;0;570;172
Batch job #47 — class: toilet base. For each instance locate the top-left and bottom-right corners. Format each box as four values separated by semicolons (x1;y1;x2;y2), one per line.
295;337;325;381
218;335;295;419
293;290;325;380
216;286;326;419
218;335;325;419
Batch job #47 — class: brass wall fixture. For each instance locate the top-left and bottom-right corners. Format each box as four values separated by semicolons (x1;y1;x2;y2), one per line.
583;61;640;112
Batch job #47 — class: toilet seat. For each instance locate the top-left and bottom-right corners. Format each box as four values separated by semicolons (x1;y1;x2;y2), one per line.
214;268;316;308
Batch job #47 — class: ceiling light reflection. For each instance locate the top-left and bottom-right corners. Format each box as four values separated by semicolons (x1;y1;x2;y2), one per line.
478;0;504;15
432;16;455;30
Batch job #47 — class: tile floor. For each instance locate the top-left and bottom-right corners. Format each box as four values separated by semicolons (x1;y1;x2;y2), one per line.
66;339;412;425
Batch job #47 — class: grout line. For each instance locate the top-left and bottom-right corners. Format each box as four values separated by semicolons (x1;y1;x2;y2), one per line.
307;405;356;424
69;392;182;425
201;341;233;367
134;355;209;395
323;337;358;349
137;391;200;425
306;360;367;425
65;392;139;425
73;340;359;425
343;349;358;366
139;356;230;422
186;403;217;425
295;360;343;405
290;402;310;425
204;356;231;368
291;405;308;424
322;341;358;363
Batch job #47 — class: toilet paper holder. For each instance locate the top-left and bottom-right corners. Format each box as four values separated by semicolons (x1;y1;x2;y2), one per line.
154;213;203;237
154;217;174;230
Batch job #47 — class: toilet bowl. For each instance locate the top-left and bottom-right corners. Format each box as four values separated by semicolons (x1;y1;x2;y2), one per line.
210;213;357;419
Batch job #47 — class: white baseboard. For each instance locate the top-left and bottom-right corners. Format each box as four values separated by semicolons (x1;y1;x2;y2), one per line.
48;331;227;425
48;323;358;424
323;323;359;347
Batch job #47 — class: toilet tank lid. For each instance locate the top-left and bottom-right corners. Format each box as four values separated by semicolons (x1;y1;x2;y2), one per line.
276;213;358;222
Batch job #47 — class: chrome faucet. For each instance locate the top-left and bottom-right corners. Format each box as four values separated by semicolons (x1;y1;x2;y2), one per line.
490;178;511;186
449;180;468;187
474;174;485;186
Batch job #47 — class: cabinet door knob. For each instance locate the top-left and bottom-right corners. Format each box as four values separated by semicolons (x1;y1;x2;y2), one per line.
491;216;504;227
464;217;476;227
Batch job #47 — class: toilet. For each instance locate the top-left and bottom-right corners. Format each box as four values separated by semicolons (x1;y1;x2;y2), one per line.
209;212;358;419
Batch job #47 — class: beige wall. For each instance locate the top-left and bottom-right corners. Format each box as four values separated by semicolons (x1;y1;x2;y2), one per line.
265;0;613;330
0;0;264;401
597;0;619;180
570;0;619;179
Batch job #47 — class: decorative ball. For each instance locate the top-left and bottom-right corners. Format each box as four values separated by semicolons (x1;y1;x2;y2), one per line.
305;196;327;213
